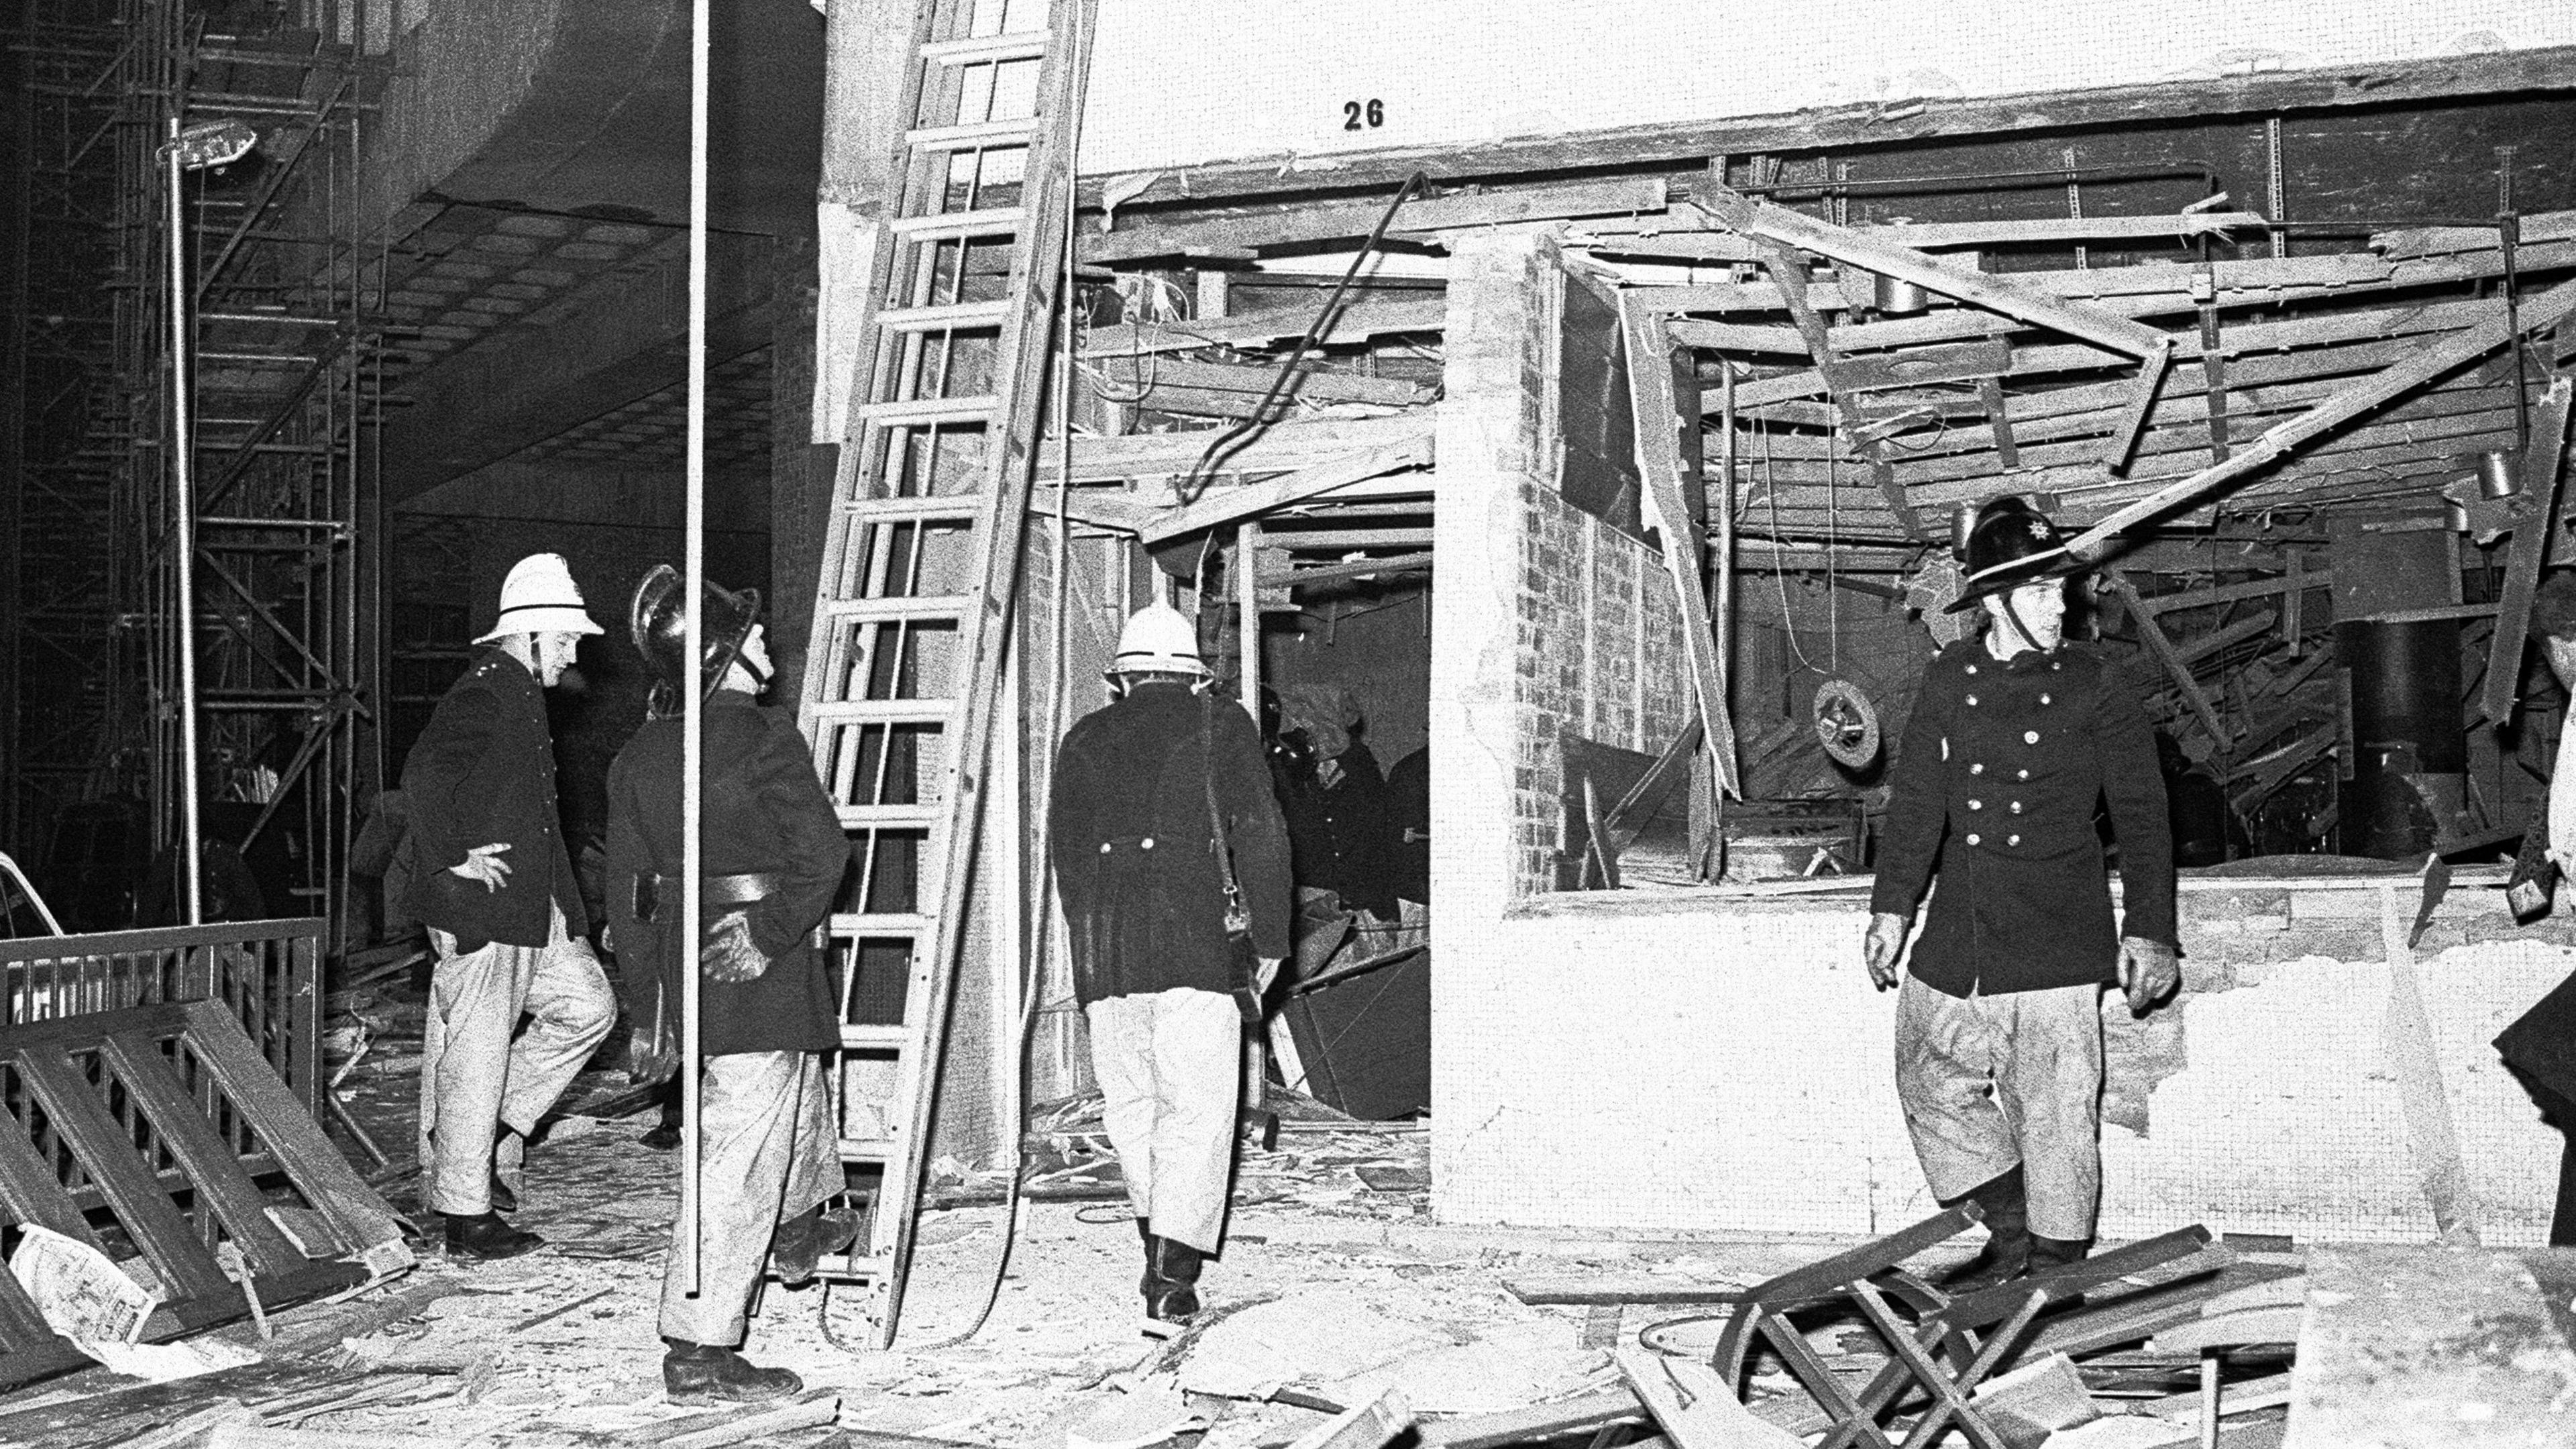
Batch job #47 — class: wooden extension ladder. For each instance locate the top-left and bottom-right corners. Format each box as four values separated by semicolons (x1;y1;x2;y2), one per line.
796;0;1097;1346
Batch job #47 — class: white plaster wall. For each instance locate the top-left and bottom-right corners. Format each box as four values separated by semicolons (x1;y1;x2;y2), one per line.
1077;1;2576;176
1428;894;2575;1246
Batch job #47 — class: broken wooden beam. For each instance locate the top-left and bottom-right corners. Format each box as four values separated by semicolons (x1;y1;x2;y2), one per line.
1078;299;1445;359
2135;571;2335;617
2479;376;2574;725
2065;277;2576;559
2172;610;2278;667
2108;576;2232;745
1285;1389;1413;1449
1622;295;1742;796
1694;188;2175;358
1615;1346;1805;1449
1136;439;1433;544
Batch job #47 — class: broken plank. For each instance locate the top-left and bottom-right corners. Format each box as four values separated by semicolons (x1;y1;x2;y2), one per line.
1622;294;1741;796
632;1393;843;1448
2108;577;2231;744
1696;189;2172;358
1078;299;1446;358
2173;610;2277;667
2479;377;2573;725
2137;572;2334;617
1136;438;1432;543
1085;178;1668;262
2065;276;2576;557
1036;415;1432;480
1286;1389;1413;1449
1415;1390;1647;1449
1089;356;1434;408
1615;1346;1805;1449
2102;339;2175;475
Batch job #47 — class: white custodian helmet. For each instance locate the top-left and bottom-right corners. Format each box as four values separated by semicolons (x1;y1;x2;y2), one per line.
1108;601;1210;678
475;552;604;644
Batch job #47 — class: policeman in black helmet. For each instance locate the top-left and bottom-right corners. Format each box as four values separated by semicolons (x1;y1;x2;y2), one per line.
1862;496;2180;1288
604;566;857;1402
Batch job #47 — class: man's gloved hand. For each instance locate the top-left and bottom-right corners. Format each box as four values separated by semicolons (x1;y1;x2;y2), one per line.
1863;912;1909;991
702;909;770;984
1255;956;1283;997
2116;936;2180;1015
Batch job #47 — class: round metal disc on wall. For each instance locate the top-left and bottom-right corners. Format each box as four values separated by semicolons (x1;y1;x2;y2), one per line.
1812;678;1882;769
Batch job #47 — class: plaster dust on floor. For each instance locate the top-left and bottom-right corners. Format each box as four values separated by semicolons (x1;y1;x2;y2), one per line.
0;986;1856;1449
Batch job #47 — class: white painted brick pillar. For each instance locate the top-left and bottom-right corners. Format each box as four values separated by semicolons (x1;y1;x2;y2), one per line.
1430;229;1560;1216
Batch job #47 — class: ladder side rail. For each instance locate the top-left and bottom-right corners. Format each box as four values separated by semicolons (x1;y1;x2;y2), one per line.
872;0;1099;1346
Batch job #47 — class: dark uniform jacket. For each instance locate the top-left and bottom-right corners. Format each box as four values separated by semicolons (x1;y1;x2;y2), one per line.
1280;741;1399;918
1049;683;1293;1007
399;649;587;951
1870;637;2176;996
604;692;849;1059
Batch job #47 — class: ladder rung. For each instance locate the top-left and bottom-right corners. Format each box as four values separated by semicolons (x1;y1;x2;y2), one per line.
808;699;957;725
905;116;1035;151
838;1136;898;1163
830;911;932;936
840;1024;912;1051
837;493;985;521
818;594;973;622
857;394;998;428
876;301;1012;334
838;804;945;829
918;30;1046;64
884;209;1025;244
804;1250;890;1283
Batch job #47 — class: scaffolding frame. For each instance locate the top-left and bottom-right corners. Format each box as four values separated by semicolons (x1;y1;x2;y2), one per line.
3;0;386;935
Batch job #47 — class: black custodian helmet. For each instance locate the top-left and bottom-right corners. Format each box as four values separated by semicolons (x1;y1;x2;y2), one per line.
629;564;766;715
1946;496;2082;612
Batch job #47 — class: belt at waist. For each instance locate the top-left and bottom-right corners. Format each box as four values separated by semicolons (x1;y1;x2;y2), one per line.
633;871;782;922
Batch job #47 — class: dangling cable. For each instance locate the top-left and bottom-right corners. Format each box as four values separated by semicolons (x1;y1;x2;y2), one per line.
1176;170;1428;505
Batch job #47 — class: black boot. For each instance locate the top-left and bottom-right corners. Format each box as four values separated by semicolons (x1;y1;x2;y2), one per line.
661;1338;802;1405
1146;1235;1203;1324
2027;1235;2091;1275
642;1090;682;1152
489;1125;522;1214
444;1210;544;1261
771;1203;863;1287
1939;1165;2031;1293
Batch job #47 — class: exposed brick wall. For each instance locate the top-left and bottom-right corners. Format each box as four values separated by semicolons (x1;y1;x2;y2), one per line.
1512;484;1689;892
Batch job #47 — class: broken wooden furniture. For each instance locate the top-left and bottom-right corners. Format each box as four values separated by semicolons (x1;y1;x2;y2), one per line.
0;917;325;1113
1710;1215;2228;1449
0;998;408;1389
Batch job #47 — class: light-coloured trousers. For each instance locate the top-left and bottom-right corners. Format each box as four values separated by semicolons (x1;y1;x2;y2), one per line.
659;1050;839;1346
1894;975;2105;1242
418;903;617;1216
1087;987;1241;1254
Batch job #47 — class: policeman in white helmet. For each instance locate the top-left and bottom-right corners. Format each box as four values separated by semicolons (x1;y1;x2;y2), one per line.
1048;601;1293;1328
400;553;619;1258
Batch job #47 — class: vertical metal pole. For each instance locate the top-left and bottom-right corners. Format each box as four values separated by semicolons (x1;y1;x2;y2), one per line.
166;123;204;926
679;0;710;1293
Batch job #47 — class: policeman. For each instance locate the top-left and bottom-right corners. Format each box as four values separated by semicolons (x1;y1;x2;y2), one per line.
1863;497;2179;1288
404;553;619;1260
1048;602;1291;1326
606;567;856;1403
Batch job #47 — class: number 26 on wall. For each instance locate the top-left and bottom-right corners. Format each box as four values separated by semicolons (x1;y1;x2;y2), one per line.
1342;99;1385;131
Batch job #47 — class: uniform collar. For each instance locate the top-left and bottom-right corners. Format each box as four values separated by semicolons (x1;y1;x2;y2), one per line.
1982;635;2066;674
